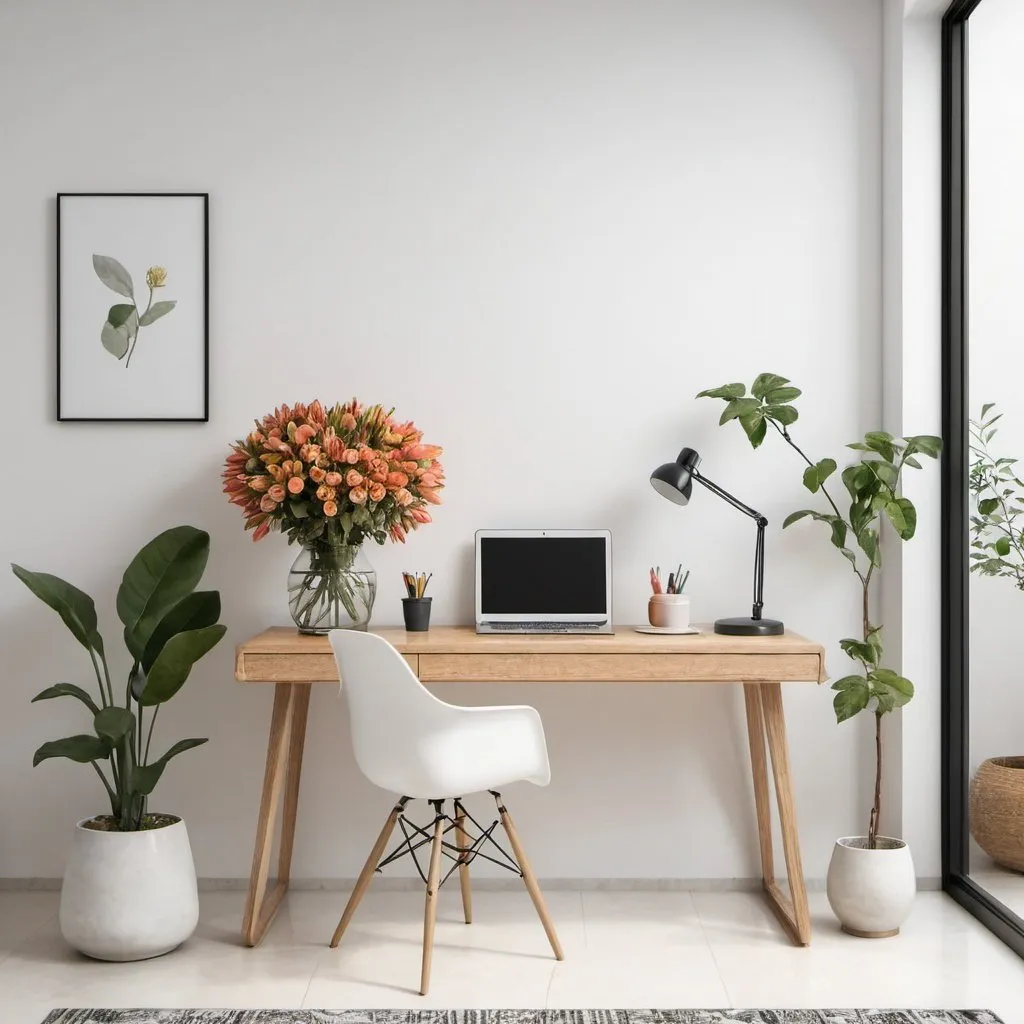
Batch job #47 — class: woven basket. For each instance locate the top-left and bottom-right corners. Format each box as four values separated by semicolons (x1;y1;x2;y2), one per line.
970;756;1024;872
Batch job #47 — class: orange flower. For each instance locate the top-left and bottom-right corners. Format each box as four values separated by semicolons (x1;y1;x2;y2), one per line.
394;487;413;507
266;463;284;483
341;412;357;431
294;424;317;447
299;443;321;464
368;481;386;502
410;507;432;524
268;483;287;502
307;400;326;426
323;500;338;517
343;448;360;465
327;471;345;487
405;443;443;461
253;520;271;541
287;476;304;495
260;494;278;513
390;524;407;543
344;469;362;488
316;484;336;501
324;435;344;461
309;466;326;483
386;471;408;489
248;475;270;492
418;471;440;487
349;486;368;505
369;470;387;484
403;461;419;474
418;487;442;505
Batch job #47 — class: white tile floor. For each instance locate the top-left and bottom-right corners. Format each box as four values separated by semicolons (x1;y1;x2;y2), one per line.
2;889;1024;1024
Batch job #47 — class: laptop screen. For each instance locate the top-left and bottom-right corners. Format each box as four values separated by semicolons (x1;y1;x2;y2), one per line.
479;535;608;616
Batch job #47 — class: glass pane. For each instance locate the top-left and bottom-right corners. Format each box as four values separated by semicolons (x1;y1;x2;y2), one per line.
967;0;1024;915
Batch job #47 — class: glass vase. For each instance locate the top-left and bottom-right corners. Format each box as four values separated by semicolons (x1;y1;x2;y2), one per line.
287;542;376;634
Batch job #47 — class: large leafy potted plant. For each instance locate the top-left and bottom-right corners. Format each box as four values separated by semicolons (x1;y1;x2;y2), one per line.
12;525;225;961
698;374;941;937
967;403;1024;872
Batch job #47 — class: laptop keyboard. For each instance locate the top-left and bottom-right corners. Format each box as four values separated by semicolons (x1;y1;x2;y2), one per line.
486;621;605;632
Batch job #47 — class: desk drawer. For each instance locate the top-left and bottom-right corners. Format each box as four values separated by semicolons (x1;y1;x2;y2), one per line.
237;653;418;682
417;652;820;683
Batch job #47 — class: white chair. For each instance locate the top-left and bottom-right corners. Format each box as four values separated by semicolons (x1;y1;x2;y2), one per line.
327;629;563;995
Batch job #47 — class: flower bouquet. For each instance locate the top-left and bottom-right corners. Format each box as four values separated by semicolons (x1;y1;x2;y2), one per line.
223;400;444;633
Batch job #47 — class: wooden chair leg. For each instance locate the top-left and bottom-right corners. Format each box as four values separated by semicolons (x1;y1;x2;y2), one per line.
454;800;473;925
330;798;407;948
493;792;564;961
420;802;446;996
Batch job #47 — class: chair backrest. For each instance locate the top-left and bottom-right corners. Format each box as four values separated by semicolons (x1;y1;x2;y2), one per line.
328;629;456;791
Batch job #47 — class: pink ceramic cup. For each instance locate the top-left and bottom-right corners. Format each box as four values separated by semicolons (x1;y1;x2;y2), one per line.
648;594;691;629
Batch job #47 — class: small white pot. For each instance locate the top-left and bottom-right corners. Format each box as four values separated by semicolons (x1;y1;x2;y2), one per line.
59;815;199;961
826;835;916;937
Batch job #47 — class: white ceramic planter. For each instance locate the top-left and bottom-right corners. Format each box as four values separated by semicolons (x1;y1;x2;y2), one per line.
826;835;916;937
59;816;199;961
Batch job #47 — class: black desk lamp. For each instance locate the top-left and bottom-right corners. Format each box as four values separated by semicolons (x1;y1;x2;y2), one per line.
650;447;784;636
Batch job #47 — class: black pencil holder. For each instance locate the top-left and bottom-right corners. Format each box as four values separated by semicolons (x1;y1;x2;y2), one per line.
402;597;432;632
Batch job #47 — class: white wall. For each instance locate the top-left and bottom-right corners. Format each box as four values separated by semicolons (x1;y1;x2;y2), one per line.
0;0;885;883
965;0;1024;781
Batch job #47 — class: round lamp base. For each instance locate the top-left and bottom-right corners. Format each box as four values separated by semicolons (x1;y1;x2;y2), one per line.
714;616;785;637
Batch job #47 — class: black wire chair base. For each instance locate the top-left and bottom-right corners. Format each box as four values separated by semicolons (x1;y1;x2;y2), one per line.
376;795;522;888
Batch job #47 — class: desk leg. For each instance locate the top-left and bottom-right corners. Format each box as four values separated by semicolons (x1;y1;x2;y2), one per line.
743;682;812;946
241;682;312;947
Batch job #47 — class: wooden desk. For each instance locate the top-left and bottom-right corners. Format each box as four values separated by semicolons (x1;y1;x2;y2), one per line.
235;625;826;949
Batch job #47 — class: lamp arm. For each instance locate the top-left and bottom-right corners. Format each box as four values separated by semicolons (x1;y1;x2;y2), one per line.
695;471;767;621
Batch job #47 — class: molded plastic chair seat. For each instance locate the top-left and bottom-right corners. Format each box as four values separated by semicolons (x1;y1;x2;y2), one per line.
331;629;551;799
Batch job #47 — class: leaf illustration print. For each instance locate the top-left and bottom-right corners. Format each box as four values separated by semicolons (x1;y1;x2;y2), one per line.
93;255;177;368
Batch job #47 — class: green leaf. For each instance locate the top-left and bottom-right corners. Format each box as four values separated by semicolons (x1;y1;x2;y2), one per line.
886;497;917;540
289;501;309;519
764;404;798;426
720;398;762;425
830;518;848;549
840;638;879;665
996;536;1012;556
107;303;135;328
138;300;176;327
905;455;922;469
140;591;221;672
978;497;999;515
11;565;98;649
981;402;996;420
92;255;134;298
783;509;815;528
116;526;211;660
766;386;801;404
33;734;109;767
31;683;100;716
857;528;881;567
865;460;899;488
93;707;135;745
138;624;227;706
739;410;767;448
872;668;914;698
696;383;746;400
905;434;942;458
751;373;790;399
831;675;870;723
802;458;837;493
101;320;130;359
133;738;208;796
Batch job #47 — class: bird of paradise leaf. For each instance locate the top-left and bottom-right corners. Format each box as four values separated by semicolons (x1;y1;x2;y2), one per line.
93;255;176;368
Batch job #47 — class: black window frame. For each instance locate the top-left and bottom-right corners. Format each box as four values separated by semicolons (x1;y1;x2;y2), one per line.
941;0;1024;958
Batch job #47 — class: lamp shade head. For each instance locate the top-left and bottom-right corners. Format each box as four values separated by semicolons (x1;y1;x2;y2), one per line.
650;447;701;506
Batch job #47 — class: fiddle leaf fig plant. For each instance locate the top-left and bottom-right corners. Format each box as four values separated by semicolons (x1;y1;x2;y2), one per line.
697;374;941;848
969;403;1024;589
12;525;225;831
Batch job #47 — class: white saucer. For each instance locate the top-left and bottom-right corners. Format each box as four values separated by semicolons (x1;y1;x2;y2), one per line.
634;625;701;635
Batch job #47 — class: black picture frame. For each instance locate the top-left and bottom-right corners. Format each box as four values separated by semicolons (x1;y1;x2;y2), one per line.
56;192;210;423
940;0;1024;959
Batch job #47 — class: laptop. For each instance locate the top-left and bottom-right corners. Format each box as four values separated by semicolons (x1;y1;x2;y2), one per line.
475;529;613;634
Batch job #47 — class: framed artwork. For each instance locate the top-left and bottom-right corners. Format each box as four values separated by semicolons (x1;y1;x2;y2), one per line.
57;193;209;422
